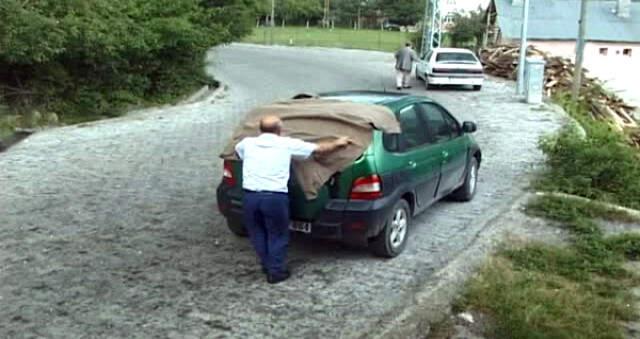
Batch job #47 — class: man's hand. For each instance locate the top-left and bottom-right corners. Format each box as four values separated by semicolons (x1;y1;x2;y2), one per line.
335;136;352;148
314;136;353;155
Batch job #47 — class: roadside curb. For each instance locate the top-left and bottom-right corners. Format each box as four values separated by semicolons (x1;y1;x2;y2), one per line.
180;83;227;105
0;128;35;153
535;191;640;222
361;194;533;339
0;85;227;154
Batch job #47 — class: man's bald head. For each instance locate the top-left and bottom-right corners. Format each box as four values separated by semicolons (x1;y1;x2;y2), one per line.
259;115;282;135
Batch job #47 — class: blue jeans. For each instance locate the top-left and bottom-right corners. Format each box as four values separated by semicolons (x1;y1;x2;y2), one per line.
242;191;290;276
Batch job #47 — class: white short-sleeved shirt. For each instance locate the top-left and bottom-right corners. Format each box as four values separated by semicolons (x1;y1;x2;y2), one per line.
235;133;317;193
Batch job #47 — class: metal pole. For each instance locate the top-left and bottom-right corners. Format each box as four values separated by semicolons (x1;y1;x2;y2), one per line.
516;0;530;95
270;0;275;27
420;0;430;54
572;0;588;101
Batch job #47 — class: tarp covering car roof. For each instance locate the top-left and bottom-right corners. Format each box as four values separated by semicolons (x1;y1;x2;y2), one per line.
220;97;400;199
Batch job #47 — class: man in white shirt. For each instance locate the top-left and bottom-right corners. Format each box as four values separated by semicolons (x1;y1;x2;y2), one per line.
235;115;350;284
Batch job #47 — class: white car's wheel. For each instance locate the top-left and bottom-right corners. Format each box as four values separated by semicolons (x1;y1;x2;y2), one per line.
425;75;435;90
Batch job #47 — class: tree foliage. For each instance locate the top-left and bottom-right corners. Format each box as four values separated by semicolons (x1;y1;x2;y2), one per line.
279;0;322;24
449;9;485;49
0;0;256;119
376;0;424;26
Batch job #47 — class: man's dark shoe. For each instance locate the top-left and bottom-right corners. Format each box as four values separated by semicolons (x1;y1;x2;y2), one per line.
403;86;412;89
396;87;402;90
267;270;290;284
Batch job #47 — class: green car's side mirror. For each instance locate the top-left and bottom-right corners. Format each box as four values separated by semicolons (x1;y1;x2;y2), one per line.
462;121;477;133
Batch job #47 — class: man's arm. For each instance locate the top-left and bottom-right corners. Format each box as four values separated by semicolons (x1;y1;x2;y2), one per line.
411;50;419;61
234;139;246;159
313;137;351;156
288;136;352;160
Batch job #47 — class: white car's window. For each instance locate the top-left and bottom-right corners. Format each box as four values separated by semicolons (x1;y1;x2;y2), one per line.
435;52;477;63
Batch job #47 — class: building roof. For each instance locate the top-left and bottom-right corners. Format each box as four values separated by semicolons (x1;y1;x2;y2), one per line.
493;0;640;42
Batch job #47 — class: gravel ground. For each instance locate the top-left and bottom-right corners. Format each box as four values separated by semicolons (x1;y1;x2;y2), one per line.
0;44;564;338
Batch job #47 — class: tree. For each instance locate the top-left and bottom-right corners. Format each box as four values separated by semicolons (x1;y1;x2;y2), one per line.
333;0;376;28
376;0;423;26
448;9;485;49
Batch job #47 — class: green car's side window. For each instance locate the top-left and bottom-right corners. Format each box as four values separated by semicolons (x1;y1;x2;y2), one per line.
384;105;429;152
418;103;460;143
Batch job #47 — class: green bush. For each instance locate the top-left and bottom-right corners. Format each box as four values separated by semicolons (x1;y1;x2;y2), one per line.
0;0;255;121
536;121;640;210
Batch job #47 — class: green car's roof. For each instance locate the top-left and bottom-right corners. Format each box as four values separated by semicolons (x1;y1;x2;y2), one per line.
318;91;433;111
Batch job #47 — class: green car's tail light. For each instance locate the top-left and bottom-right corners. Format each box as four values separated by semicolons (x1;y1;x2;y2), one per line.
350;174;382;200
223;160;236;187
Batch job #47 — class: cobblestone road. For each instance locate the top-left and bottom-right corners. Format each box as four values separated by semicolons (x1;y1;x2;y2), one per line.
0;44;563;338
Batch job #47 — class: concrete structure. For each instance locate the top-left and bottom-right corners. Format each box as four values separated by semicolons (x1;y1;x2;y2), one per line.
525;57;546;104
486;0;640;104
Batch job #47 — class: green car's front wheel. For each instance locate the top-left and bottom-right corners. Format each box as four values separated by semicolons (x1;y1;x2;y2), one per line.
450;157;479;202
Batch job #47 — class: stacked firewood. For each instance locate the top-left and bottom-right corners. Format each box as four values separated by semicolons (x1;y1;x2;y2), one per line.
479;45;638;140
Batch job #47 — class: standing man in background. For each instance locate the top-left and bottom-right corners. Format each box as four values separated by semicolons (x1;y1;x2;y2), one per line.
235;115;350;284
395;42;419;90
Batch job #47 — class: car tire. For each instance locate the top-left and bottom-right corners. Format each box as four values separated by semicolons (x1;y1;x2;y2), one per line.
450;157;479;202
473;85;482;91
369;199;411;258
425;76;435;90
226;220;248;237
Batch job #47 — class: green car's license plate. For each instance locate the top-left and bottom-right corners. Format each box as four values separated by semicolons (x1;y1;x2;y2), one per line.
290;221;312;234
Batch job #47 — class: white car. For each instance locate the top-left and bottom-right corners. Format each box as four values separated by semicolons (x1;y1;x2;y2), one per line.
416;48;485;91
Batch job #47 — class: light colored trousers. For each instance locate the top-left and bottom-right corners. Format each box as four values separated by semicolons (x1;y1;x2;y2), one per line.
396;69;411;88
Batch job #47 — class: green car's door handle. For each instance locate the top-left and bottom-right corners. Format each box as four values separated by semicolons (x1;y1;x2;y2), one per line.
442;151;449;158
408;161;417;168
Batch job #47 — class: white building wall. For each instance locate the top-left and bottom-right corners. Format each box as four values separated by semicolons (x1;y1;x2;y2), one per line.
528;40;640;105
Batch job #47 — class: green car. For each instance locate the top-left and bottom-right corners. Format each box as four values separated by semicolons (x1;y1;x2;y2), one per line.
216;91;481;257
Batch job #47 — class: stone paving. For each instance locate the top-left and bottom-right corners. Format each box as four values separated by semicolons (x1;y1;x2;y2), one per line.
0;44;564;338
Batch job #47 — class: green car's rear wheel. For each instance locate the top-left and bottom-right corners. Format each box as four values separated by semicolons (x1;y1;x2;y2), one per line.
369;199;411;258
226;220;248;237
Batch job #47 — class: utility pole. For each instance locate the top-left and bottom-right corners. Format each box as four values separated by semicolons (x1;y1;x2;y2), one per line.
420;0;430;53
516;0;530;95
270;0;275;27
421;0;442;56
572;0;588;101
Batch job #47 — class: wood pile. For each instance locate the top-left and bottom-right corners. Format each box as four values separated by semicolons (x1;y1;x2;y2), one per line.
479;45;638;141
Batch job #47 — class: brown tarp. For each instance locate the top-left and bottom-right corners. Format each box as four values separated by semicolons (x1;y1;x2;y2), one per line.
220;98;400;199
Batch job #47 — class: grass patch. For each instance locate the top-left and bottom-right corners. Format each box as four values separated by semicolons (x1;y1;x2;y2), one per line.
461;257;634;339
244;27;416;52
458;196;640;338
458;197;640;338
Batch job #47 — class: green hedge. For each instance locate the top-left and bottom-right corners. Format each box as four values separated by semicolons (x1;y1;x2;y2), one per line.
0;0;255;120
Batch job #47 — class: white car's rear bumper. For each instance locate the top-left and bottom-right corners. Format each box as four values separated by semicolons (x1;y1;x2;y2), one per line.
427;74;484;86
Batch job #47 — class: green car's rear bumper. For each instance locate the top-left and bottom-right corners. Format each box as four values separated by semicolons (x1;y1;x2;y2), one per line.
216;184;396;247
